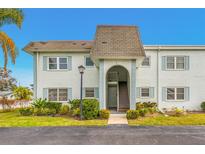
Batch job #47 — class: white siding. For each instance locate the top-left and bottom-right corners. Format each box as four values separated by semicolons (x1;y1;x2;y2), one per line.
34;47;205;111
36;52;99;100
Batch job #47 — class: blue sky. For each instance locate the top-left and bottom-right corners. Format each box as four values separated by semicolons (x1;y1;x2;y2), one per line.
0;8;205;87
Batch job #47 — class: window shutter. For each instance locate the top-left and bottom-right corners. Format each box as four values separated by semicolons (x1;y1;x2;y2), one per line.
136;87;140;98
149;87;154;98
82;88;85;98
185;87;190;101
68;88;72;101
162;87;166;101
67;56;72;70
162;56;166;71
43;56;48;71
184;56;189;70
43;88;48;100
94;87;99;98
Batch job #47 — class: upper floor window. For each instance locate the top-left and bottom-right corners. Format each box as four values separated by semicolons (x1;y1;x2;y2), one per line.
141;57;150;66
166;87;185;101
85;56;94;67
48;57;68;70
166;56;185;70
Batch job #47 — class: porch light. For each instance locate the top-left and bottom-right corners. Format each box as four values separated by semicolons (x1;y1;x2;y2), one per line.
78;65;85;74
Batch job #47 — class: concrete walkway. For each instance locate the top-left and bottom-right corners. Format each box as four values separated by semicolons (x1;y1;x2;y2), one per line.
108;114;128;125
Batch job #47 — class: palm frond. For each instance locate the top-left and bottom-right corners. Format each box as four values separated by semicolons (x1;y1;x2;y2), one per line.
0;31;17;72
0;8;24;28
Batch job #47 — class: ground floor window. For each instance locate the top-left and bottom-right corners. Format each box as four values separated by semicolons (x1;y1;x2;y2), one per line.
136;87;154;98
141;88;150;97
85;88;95;97
48;88;68;101
166;87;185;101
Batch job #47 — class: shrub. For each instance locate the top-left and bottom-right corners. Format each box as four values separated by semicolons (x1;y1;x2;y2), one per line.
70;99;100;120
136;102;144;110
32;99;62;115
138;108;149;117
70;99;81;110
82;99;99;120
19;108;33;116
72;108;80;117
201;102;205;111
42;108;56;116
99;109;110;119
46;102;62;114
150;102;157;108
59;104;69;115
32;98;47;109
126;110;140;119
148;107;156;114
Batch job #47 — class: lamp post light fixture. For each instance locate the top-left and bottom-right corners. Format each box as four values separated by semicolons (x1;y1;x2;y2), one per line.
78;65;85;120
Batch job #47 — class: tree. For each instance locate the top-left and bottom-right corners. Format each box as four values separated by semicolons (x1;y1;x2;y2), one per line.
0;67;17;91
0;8;24;72
13;86;33;100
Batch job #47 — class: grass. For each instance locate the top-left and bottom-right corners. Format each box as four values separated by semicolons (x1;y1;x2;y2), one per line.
0;110;107;127
128;114;205;126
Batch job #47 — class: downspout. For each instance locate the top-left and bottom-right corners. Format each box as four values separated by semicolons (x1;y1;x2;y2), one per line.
157;46;161;106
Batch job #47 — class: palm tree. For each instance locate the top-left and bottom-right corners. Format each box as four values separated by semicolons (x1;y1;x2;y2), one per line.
0;9;24;72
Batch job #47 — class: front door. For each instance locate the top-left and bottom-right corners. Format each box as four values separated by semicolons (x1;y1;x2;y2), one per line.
108;85;117;110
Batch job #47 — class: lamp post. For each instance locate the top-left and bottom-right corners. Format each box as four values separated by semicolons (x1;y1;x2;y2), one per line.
78;65;85;120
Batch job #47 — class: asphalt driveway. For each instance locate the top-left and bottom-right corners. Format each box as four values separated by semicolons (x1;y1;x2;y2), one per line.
0;125;205;145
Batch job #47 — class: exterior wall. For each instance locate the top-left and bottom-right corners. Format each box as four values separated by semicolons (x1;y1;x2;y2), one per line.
34;48;205;111
158;50;205;111
137;49;205;111
136;50;158;103
35;52;99;100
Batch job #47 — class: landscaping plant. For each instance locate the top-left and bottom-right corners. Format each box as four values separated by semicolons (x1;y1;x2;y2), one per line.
99;109;110;119
201;101;205;111
19;108;33;116
59;104;69;115
70;99;100;120
126;110;140;119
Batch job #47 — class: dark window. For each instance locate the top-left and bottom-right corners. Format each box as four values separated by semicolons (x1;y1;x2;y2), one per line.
85;57;94;67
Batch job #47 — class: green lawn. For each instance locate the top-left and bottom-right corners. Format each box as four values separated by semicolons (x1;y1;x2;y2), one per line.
0;111;107;127
128;114;205;126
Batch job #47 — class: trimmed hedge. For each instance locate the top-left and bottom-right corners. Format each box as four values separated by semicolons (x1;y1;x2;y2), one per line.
70;99;100;120
99;109;110;119
201;102;205;111
126;110;140;119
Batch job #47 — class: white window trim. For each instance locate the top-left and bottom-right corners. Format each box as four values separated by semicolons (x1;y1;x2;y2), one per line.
166;87;185;102
84;56;95;68
166;56;185;71
141;56;151;68
140;87;150;98
84;87;95;98
47;57;69;71
47;88;68;102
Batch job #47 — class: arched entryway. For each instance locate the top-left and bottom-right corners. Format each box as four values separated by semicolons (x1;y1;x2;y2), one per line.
106;66;130;112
